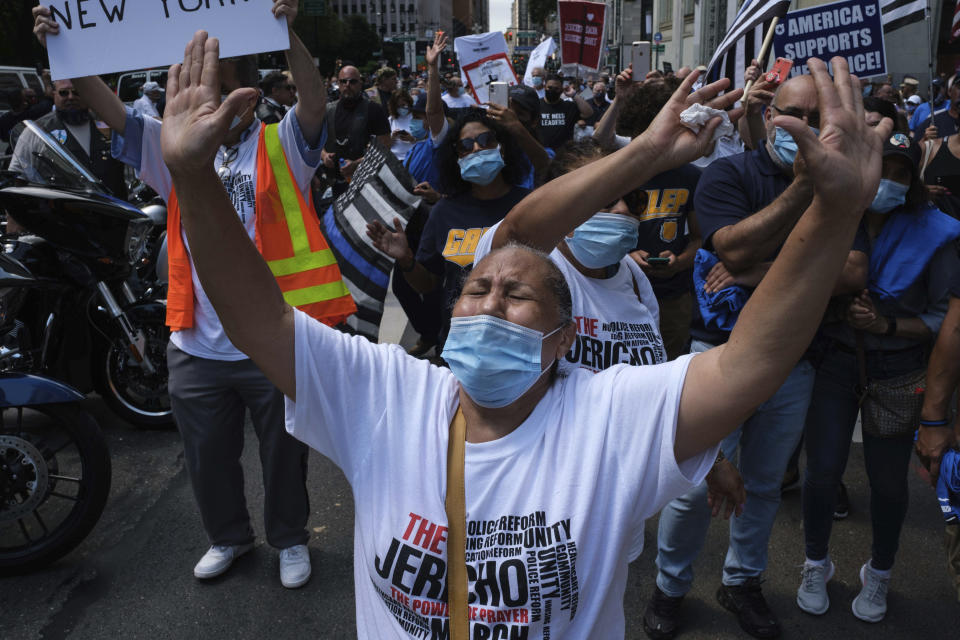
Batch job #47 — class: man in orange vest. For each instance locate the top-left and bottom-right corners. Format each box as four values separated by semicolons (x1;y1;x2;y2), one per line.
33;1;354;588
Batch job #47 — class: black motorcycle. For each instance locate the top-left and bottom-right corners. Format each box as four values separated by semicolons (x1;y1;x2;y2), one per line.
0;252;111;573
0;122;172;428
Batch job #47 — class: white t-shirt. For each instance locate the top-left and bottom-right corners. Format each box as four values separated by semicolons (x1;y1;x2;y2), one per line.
389;114;415;162
132;109;319;360
285;309;716;639
132;95;160;119
475;221;666;376
442;92;478;109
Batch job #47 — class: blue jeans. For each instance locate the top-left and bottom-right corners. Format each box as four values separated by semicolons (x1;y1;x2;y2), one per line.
802;341;923;571
655;339;815;595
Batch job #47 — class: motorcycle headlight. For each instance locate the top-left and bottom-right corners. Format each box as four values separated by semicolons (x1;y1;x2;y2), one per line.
124;219;151;264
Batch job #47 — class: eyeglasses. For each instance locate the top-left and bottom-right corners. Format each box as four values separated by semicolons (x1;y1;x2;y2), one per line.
217;147;239;183
57;88;80;97
771;105;820;128
457;131;498;155
339;78;361;85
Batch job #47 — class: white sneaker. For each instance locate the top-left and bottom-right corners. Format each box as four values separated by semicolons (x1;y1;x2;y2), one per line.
796;559;835;615
279;544;312;589
851;562;890;622
193;543;254;579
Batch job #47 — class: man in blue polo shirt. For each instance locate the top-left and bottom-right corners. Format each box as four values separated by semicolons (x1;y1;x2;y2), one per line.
643;74;869;640
913;76;960;141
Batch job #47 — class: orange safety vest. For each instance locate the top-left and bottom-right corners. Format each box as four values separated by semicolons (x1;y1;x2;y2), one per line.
166;123;356;331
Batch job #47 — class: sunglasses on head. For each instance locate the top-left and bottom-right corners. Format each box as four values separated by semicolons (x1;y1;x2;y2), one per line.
457;131;498;154
57;88;80;97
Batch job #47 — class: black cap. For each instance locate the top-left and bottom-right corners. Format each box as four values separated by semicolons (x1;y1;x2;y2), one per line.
508;84;540;120
883;132;920;179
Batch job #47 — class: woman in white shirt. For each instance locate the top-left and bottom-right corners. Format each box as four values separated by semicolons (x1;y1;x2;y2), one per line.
161;34;888;638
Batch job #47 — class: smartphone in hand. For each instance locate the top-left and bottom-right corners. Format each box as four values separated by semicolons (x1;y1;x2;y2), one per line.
765;58;794;85
632;42;652;81
646;257;670;265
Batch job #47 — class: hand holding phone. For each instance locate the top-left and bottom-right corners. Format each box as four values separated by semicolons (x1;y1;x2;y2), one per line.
632;42;652;82
765;58;794;86
646;257;670;265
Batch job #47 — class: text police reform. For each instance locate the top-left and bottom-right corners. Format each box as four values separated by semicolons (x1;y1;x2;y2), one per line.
773;0;887;78
44;0;290;80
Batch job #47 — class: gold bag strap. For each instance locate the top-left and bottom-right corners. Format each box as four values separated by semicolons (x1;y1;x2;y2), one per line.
445;406;468;639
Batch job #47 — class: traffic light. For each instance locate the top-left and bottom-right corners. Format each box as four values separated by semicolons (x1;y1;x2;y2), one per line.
506;31;513;42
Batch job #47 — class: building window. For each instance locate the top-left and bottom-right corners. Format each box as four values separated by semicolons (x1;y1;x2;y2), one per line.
659;0;672;27
683;0;695;20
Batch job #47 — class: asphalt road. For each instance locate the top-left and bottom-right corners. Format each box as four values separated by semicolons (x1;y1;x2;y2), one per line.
3;299;960;638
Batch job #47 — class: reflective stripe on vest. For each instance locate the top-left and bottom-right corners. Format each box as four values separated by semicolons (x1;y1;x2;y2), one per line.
164;122;355;332
259;123;354;314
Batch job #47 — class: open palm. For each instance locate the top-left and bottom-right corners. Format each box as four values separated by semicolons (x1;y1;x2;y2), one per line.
161;32;256;173
775;57;890;213
425;32;449;67
366;217;411;262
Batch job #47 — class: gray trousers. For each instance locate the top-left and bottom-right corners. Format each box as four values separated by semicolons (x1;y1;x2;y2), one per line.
167;343;309;549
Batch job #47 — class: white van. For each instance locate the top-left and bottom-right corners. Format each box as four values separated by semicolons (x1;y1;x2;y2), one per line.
116;69;168;105
0;66;45;113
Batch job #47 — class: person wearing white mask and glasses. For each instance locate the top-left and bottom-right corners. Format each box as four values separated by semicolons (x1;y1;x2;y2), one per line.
161;33;891;637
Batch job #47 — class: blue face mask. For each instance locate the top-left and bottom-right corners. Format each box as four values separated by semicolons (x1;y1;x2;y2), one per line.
564;212;641;269
442;315;562;408
409;118;426;139
397;107;410;117
870;178;909;214
770;126;819;167
531;77;544;88
458;146;505;185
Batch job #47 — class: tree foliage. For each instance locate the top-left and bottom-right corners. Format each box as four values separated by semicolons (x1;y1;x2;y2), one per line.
528;0;558;28
292;13;382;75
0;0;48;68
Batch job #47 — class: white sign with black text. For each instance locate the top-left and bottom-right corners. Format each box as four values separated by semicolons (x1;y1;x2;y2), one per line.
45;0;290;80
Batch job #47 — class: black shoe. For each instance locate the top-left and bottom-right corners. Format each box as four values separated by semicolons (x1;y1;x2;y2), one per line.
716;578;781;639
643;586;684;640
833;482;850;520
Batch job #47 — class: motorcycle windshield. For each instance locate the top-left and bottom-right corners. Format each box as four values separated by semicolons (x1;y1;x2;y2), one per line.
14;120;108;194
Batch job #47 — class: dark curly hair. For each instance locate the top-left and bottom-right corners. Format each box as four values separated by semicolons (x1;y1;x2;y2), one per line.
546;138;608;182
616;76;681;138
436;108;527;196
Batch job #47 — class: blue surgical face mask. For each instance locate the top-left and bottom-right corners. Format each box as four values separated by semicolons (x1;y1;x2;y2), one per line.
870;178;909;214
531;77;544;88
564;212;641;269
458;146;505;185
770;126;819;167
442;315;562;408
397;107;410;117
409;118;426;139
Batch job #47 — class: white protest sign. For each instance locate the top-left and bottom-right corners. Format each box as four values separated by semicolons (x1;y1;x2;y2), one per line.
45;1;290;80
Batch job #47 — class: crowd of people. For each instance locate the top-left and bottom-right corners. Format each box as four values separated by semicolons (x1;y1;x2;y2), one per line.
5;2;960;638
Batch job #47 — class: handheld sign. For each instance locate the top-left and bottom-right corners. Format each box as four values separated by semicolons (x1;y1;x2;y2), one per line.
772;0;887;79
45;1;290;80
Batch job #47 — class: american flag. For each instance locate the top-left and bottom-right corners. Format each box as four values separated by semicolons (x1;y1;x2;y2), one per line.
703;0;793;89
320;140;423;341
879;0;927;33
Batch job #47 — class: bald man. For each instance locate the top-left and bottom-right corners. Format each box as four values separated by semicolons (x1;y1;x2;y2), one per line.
321;65;391;196
643;74;869;640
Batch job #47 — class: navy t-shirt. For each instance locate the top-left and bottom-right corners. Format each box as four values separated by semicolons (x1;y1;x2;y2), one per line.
635;164;702;299
538;99;583;150
691;143;792;344
416;185;531;319
913;107;960;141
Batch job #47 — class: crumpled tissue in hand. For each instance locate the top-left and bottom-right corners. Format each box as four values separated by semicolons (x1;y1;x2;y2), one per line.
679;103;735;142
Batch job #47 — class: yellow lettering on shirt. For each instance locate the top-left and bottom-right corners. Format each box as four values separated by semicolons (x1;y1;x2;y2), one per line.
442;227;491;267
639;188;690;220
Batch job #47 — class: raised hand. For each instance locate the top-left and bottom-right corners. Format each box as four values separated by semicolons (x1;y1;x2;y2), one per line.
272;0;298;26
774;57;891;213
426;31;448;68
161;32;258;175
366;217;413;264
642;71;744;170
32;5;58;47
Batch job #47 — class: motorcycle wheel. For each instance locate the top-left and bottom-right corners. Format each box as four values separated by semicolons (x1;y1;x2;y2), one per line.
0;403;111;574
94;315;173;429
